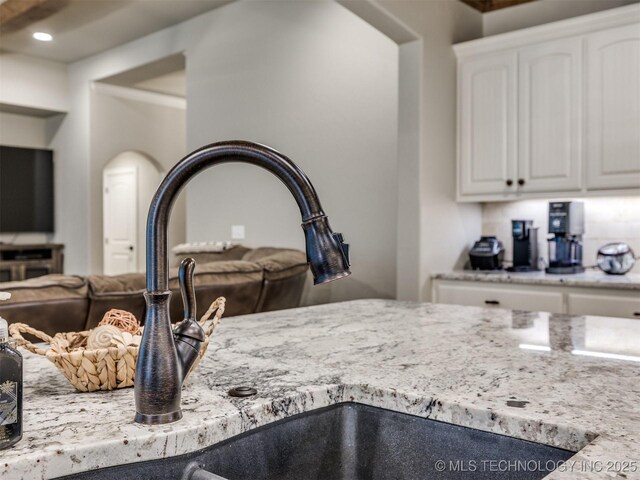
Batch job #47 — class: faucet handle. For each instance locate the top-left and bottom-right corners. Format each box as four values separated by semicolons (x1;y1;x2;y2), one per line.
178;257;197;322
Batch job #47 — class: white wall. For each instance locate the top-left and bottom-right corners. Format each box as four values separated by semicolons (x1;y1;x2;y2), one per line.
483;197;640;274
32;0;484;305
376;0;484;301
0;112;50;148
483;0;639;36
185;0;399;303
90;88;186;273
0;54;69;112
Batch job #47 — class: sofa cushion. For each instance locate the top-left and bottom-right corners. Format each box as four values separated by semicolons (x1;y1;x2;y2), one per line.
168;260;263;319
85;273;146;330
0;275;89;335
244;249;309;312
247;249;308;281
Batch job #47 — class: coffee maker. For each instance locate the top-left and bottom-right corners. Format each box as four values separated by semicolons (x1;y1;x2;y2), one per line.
546;201;585;274
507;220;539;272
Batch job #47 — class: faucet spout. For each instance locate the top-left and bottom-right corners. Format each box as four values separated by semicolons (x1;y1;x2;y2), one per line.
134;141;351;425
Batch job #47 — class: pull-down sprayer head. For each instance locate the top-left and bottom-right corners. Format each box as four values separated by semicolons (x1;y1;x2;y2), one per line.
303;216;350;285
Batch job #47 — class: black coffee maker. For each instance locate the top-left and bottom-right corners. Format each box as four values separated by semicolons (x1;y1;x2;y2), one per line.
546;201;585;274
507;220;539;272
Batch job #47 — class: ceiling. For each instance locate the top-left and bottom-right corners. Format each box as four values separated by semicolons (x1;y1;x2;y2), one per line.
0;0;540;64
0;0;233;63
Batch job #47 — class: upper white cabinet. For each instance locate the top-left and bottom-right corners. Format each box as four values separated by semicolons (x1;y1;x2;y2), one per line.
459;52;517;195
518;37;583;193
454;4;640;201
586;23;640;190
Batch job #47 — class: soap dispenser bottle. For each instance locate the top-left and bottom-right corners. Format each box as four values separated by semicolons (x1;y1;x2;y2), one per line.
0;317;22;449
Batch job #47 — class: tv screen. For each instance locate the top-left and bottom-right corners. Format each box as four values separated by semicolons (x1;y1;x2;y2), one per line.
0;145;54;233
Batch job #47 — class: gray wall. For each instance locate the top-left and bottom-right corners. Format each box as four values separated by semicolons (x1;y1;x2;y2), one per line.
377;0;484;301
185;0;399;303
90;90;186;273
0;112;49;148
43;0;484;305
483;0;639;36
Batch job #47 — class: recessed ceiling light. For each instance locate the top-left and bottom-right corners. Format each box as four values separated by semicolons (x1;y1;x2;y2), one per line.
33;32;53;42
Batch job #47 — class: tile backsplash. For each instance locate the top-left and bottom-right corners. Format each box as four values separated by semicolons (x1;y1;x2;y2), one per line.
482;196;640;273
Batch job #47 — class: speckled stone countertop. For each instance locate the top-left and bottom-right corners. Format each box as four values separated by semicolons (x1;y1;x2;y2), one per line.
434;270;640;291
2;300;640;479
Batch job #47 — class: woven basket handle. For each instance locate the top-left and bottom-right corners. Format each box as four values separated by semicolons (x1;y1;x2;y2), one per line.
198;296;226;336
8;323;52;355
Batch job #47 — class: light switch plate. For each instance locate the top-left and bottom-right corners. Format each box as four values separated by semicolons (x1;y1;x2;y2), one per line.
231;225;245;240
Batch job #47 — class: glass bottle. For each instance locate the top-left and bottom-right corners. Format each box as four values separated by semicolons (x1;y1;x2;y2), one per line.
0;317;22;449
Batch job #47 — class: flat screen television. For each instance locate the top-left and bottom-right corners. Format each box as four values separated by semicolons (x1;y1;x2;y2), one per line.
0;145;54;233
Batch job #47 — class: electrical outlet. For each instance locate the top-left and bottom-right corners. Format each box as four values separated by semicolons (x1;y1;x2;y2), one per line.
231;225;245;240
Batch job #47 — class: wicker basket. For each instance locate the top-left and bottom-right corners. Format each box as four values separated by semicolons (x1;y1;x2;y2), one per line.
9;297;225;392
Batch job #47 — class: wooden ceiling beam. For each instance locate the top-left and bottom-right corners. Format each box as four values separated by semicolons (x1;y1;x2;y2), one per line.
460;0;536;13
0;0;54;27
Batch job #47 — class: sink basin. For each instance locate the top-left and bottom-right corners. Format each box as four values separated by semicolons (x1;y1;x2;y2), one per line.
60;403;574;479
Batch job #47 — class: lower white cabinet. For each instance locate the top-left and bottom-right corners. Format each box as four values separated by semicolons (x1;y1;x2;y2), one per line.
567;292;640;319
432;279;640;319
434;283;564;313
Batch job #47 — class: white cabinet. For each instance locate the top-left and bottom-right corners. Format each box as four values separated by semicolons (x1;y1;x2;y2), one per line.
454;4;640;201
432;278;640;320
435;282;564;313
586;23;640;190
518;37;583;193
567;291;640;319
459;52;517;196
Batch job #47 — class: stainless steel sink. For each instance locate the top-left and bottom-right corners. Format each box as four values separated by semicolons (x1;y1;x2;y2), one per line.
60;403;574;480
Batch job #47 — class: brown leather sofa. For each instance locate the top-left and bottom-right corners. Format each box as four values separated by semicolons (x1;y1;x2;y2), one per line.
0;247;308;336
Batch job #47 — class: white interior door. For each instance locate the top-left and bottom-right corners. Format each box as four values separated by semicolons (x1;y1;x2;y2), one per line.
103;167;137;275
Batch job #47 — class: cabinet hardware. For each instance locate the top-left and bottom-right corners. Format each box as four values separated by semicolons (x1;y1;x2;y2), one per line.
634;312;640;317
484;300;500;305
506;179;513;186
518;179;525;186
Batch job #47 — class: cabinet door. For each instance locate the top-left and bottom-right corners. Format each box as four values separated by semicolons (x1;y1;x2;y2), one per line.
518;37;583;192
459;52;517;196
434;282;564;314
587;23;640;190
567;291;640;320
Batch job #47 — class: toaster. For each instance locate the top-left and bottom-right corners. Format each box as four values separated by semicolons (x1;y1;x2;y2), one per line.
469;236;504;270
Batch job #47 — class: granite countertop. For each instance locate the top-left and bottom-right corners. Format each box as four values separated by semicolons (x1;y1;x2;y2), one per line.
2;300;640;479
434;269;640;291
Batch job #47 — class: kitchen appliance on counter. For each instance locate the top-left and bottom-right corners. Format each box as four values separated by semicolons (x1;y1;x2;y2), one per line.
546;201;585;274
597;242;636;275
507;220;539;272
469;236;504;270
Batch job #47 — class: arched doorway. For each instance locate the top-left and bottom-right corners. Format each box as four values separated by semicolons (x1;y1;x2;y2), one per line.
102;150;163;274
